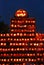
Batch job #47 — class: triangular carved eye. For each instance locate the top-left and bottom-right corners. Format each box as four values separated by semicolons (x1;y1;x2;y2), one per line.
15;9;28;17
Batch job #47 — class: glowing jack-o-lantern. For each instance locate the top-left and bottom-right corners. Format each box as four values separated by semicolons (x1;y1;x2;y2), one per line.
15;9;28;17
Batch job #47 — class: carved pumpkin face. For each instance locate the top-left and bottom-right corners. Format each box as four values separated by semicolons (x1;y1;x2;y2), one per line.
15;9;28;17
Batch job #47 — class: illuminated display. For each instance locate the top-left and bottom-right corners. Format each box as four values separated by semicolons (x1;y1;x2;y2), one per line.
0;9;44;65
15;9;28;17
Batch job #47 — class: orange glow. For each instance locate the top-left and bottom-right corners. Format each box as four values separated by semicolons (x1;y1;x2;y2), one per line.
0;9;44;65
11;24;14;27
15;9;28;17
6;33;9;36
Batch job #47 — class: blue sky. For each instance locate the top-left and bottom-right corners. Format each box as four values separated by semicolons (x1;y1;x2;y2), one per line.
0;0;44;33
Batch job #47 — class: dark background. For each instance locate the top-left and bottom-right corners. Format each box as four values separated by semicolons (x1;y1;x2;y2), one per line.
0;0;44;33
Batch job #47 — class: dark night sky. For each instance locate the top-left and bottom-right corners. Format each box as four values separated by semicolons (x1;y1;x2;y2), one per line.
0;0;44;33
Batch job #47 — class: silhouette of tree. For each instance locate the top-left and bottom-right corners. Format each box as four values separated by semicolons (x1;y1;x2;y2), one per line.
0;21;9;33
